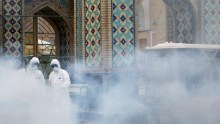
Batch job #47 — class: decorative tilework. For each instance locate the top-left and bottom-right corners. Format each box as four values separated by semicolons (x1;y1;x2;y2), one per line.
0;14;2;55
112;0;135;67
167;7;175;42
58;20;70;68
165;0;195;43
25;0;32;5
25;0;68;6
60;23;70;57
2;0;23;56
76;0;83;63
25;0;69;15
203;0;220;44
85;0;102;67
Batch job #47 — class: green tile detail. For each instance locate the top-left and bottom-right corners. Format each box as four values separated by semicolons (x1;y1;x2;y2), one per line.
112;0;135;67
85;0;102;67
3;0;23;56
204;0;220;44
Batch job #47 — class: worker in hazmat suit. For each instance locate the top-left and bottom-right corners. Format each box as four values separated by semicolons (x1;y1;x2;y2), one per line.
48;59;71;89
16;57;45;89
25;57;45;83
48;59;72;123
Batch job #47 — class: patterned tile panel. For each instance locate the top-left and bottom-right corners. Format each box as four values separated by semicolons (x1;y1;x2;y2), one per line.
2;0;23;56
0;14;2;55
112;0;135;67
165;0;195;43
85;0;102;67
76;0;83;63
59;21;70;68
167;7;175;42
203;0;220;44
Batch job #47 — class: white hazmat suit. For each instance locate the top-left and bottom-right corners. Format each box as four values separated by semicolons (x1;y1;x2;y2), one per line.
48;59;72;123
26;57;45;83
48;59;71;89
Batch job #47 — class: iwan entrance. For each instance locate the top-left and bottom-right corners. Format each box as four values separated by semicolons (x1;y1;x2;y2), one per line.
23;7;72;78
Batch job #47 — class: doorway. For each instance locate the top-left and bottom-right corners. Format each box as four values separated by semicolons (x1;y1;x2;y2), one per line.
23;6;71;78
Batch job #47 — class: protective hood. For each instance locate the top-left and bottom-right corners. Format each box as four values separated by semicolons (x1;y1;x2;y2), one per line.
50;59;61;69
29;57;40;65
27;57;40;71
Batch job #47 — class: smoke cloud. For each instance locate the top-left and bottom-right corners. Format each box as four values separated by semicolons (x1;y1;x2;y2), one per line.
141;49;220;124
0;48;220;124
0;57;76;124
76;48;220;124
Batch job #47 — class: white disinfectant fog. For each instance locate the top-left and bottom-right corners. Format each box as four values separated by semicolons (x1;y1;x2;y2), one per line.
93;48;220;124
0;57;76;124
139;48;220;124
0;48;220;124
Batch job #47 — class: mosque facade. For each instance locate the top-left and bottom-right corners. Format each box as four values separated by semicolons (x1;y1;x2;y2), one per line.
137;0;220;47
1;0;220;123
0;0;220;78
0;0;137;74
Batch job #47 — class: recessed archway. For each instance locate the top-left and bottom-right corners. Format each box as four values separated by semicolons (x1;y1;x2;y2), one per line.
23;5;72;78
164;0;196;43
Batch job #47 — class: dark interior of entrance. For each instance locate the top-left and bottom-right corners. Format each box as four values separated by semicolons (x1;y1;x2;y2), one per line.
23;7;70;79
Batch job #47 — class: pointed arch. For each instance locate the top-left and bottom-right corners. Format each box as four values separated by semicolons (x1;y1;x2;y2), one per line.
26;2;71;30
164;0;196;43
24;3;73;68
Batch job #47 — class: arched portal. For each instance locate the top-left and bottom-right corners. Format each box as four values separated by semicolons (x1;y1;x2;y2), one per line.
164;0;196;43
23;5;72;77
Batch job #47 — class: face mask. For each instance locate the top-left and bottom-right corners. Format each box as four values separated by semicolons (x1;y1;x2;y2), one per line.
31;64;38;71
53;67;59;72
